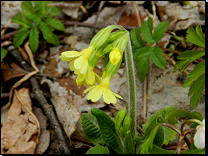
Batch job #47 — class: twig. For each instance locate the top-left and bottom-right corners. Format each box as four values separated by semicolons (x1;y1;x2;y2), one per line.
161;47;181;54
133;1;141;26
1;93;10;98
151;1;158;26
1;30;17;41
7;49;71;154
14;89;40;139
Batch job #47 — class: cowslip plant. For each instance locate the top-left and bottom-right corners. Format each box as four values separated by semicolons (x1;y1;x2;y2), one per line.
11;1;64;53
130;17;169;82
174;25;205;109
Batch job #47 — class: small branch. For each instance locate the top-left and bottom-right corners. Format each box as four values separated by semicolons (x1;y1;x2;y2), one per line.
142;77;147;119
1;30;17;41
161;48;181;54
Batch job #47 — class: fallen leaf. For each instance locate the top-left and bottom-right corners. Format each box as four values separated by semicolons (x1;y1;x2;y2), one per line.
1;88;39;154
64;35;79;48
40;78;81;139
1;62;26;82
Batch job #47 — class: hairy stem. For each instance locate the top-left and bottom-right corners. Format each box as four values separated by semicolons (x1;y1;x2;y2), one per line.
124;33;137;139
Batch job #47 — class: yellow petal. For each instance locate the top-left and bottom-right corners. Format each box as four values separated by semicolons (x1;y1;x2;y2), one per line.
59;51;81;61
87;86;103;102
95;73;101;84
79;59;89;74
85;68;95;85
76;74;85;83
74;56;85;70
112;92;123;99
103;88;116;104
84;86;95;93
69;59;75;71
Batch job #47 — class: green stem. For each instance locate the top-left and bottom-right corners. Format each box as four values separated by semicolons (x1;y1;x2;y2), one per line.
124;32;136;139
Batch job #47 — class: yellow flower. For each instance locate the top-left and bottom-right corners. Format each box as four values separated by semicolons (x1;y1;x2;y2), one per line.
59;46;93;74
76;66;101;86
109;47;121;65
84;76;122;104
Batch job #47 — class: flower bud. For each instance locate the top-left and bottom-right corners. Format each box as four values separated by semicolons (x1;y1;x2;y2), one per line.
114;108;127;132
194;119;205;149
119;112;132;137
109;47;121;65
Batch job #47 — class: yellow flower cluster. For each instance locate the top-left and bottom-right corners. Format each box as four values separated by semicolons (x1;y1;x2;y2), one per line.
59;26;128;104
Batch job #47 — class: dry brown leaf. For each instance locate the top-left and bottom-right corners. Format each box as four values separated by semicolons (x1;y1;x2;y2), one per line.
1;88;39;154
1;62;26;82
40;78;81;139
64;35;78;48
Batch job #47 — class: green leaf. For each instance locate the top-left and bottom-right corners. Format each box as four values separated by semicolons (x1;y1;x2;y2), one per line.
174;50;205;72
124;131;134;154
86;144;110;154
189;73;205;109
150;46;166;69
39;1;46;17
21;1;41;22
183;61;205;88
140;123;162;154
130;27;145;48
154;126;177;147
13;28;30;47
186;26;205;48
11;16;33;28
133;48;143;60
153;21;169;43
40;22;60;45
91;108;123;154
165;108;203;122
142;107;176;132
29;27;39;53
136;46;153;82
149;144;176;154
81;113;104;145
195;25;205;43
1;48;8;62
45;6;61;17
140;17;155;45
45;18;64;31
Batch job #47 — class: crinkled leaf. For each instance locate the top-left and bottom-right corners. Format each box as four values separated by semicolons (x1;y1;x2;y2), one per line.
45;6;61;17
21;1;41;22
140;123;161;154
174;50;205;72
124;131;134;154
86;144;110;154
130;27;145;48
154;126;177;147
81;113;104;145
153;21;169;43
184;61;205;88
165;108;203;122
142;107;176;132
1;48;8;62
189;73;205;109
150;46;166;69
136;46;153;82
140;17;155;45
39;1;46;17
13;28;30;47
91;108;123;154
186;26;205;48
149;144;176;154
40;22;60;45
29;26;39;53
45;18;65;31
11;16;33;28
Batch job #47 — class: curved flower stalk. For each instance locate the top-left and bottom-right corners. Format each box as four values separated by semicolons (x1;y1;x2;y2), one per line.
194;119;205;149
